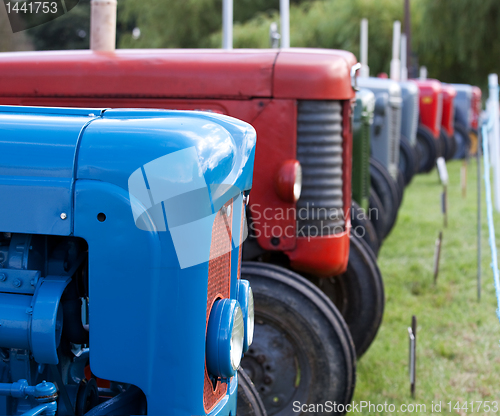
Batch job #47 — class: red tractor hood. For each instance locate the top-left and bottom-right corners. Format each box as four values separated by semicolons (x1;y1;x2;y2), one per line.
0;48;356;101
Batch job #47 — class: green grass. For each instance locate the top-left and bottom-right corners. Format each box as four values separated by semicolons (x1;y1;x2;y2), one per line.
353;158;500;415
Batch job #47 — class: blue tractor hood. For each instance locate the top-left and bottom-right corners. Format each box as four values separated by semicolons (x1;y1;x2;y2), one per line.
0;106;256;236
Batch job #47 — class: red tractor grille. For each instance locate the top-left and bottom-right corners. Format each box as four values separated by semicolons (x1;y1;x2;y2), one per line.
204;200;233;413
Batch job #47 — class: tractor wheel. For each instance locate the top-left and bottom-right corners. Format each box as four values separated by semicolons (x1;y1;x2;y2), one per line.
439;127;450;161
241;262;356;416
396;169;405;207
368;187;387;242
453;122;471;159
416;124;438;173
310;235;385;358
237;368;268;416
370;158;399;239
399;135;417;185
469;129;479;156
351;200;380;257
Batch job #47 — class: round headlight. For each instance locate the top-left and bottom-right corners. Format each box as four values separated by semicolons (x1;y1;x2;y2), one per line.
206;299;244;379
274;160;302;203
237;280;255;352
230;307;244;371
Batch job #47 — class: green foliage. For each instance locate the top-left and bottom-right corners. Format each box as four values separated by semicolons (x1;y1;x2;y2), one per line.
415;0;500;91
211;0;408;76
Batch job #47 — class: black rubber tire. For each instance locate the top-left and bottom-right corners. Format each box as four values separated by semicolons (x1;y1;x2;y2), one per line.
241;262;356;416
440;127;457;161
398;135;417;186
309;235;385;358
396;169;405;208
416;124;438;173
453;122;471;160
238;368;268;416
369;158;399;239
439;127;450;160
351;200;380;257
368;187;387;242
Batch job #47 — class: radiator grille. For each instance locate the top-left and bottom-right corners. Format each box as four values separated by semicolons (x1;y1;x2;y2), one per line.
204;200;233;412
435;93;443;134
388;100;402;179
411;91;419;144
361;117;370;207
297;100;344;236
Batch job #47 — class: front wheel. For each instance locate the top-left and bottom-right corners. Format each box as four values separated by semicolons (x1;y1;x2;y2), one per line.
237;368;268;416
241;262;356;416
416;124;438;173
310;235;385;357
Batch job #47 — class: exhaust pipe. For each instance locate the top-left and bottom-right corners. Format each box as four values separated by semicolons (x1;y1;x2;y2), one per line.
222;0;233;49
400;33;408;81
419;66;427;80
280;0;290;48
390;21;401;81
360;19;369;78
90;0;117;51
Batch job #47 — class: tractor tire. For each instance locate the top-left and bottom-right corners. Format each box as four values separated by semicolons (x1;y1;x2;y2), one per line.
439;127;450;161
370;158;399;239
241;262;356;416
310;235;385;358
399;135;417;185
351;200;380;257
416;124;438;173
453;122;471;159
237;368;268;416
396;169;405;207
368;187;387;243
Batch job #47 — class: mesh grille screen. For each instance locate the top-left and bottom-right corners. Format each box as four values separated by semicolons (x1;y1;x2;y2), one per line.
203;200;233;412
297;100;345;235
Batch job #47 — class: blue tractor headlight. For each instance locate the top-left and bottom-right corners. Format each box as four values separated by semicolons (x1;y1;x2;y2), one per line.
206;299;245;379
237;280;255;352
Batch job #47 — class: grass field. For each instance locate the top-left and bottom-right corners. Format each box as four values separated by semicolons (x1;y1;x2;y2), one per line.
352;158;500;415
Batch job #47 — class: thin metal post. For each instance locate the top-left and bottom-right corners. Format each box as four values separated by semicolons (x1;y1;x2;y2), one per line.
408;315;417;398
280;0;290;48
489;74;500;211
478;130;482;301
360;19;369;78
404;0;412;77
222;0;233;49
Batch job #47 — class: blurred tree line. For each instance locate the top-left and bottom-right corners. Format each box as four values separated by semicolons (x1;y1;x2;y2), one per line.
3;0;499;91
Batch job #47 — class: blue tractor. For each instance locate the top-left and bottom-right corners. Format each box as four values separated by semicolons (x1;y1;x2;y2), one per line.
0;106;258;415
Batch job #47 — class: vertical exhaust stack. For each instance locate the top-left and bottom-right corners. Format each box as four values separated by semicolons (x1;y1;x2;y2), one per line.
390;21;401;81
360;19;369;78
280;0;290;48
400;34;408;81
222;0;233;49
90;0;117;51
419;66;427;80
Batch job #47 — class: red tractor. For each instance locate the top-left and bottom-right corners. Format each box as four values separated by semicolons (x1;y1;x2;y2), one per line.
0;48;385;413
414;79;442;172
440;84;458;160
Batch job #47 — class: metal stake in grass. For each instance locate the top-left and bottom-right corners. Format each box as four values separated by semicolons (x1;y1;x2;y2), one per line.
477;135;482;302
408;315;417;398
437;157;448;227
433;231;443;285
